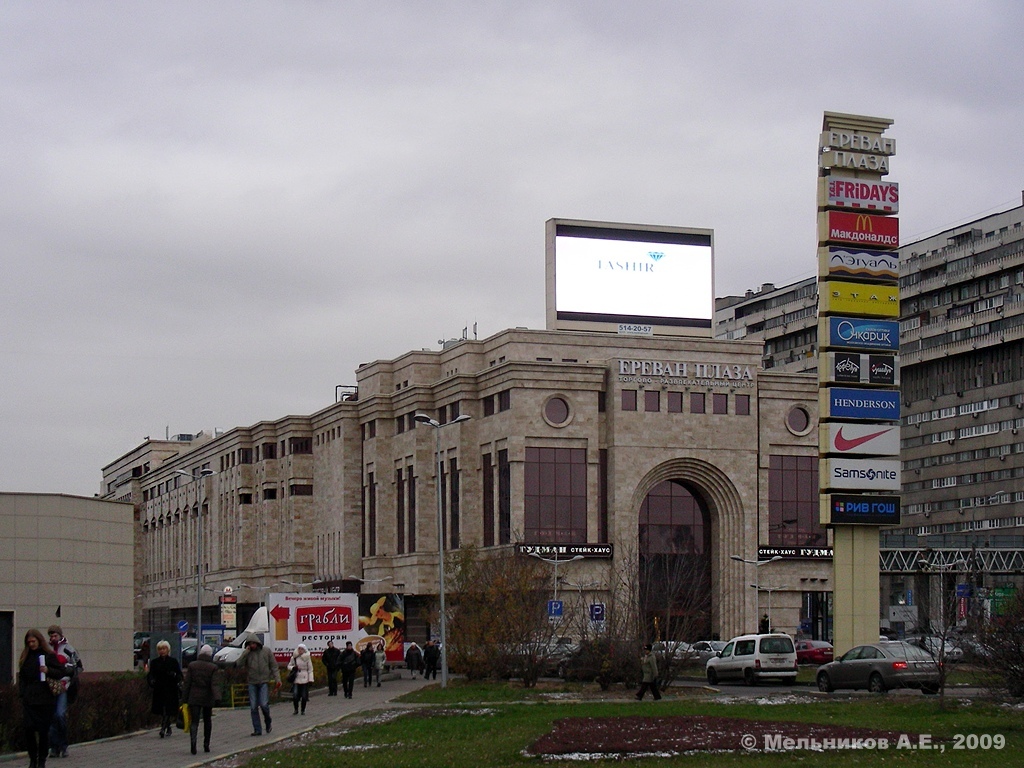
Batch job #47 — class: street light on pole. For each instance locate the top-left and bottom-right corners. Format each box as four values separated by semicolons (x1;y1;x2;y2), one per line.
730;554;782;633
174;468;215;644
414;412;471;689
750;583;790;632
529;552;584;604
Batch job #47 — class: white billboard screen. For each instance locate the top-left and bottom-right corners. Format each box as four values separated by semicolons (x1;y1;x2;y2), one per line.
551;223;713;329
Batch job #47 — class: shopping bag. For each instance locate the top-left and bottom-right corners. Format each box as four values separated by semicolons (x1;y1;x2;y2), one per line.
176;703;191;731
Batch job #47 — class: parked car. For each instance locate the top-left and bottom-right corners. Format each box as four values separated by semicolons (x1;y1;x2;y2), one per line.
908;635;964;663
795;639;834;665
690;640;727;664
133;632;151;666
706;633;798;686
181;637;198;668
816;641;940;694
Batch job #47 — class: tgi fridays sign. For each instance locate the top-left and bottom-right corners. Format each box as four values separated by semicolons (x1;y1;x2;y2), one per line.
617;359;755;388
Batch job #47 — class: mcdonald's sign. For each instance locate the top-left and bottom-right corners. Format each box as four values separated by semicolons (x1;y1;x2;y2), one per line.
819;210;899;249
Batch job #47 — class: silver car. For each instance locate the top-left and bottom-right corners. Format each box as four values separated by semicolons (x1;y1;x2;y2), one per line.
816;641;940;694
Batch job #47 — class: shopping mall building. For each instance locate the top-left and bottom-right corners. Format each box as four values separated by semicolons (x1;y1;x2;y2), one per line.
103;327;834;643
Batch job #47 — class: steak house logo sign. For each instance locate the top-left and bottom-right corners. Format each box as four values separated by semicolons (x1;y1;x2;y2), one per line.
617;359;755;388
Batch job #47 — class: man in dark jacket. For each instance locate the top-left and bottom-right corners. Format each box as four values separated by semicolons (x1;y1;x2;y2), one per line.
322;640;342;696
423;640;440;680
359;644;375;688
236;638;278;736
339;641;360;699
405;642;423;679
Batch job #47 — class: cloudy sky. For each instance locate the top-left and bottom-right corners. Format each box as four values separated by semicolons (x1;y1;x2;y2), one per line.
3;2;1022;496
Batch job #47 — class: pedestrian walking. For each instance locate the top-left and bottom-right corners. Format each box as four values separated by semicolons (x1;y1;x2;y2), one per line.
147;640;183;738
339;641;360;699
360;643;375;688
404;642;423;679
374;642;386;687
635;643;662;701
287;644;314;715
422;640;440;680
46;625;81;759
182;644;220;755
18;629;65;768
321;640;341;696
235;637;278;736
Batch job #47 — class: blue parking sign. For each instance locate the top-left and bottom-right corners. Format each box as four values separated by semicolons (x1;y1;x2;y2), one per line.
547;600;564;618
589;603;605;622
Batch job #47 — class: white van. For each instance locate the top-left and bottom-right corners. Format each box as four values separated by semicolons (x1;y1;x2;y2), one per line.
705;633;798;686
213;607;269;666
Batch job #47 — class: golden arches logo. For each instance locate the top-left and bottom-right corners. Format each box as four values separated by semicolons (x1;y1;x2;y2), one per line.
854;214;874;232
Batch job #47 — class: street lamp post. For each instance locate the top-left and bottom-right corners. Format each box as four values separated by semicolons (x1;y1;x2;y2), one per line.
730;555;782;632
175;469;215;644
530;552;584;605
750;584;791;632
414;412;471;688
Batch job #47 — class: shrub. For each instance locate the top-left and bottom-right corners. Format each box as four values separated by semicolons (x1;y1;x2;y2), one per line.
1;672;158;753
564;637;640;690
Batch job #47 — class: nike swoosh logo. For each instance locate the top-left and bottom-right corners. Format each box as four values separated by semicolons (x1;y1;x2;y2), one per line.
834;426;892;451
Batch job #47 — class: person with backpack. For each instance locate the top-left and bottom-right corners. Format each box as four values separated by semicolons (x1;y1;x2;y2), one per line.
46;626;81;759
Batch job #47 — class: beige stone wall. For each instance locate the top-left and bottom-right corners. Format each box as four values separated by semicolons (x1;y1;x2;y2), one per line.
1;493;134;676
116;327;834;644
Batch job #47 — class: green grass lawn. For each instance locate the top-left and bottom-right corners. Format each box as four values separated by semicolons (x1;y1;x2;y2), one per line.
238;681;1023;767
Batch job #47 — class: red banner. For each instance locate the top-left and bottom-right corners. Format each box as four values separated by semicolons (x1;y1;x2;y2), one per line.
826;211;899;249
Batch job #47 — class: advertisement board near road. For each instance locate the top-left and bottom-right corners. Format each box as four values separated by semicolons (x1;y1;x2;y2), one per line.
267;592;405;663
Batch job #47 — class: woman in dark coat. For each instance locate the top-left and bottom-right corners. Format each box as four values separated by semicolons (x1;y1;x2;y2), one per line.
147;639;183;738
182;645;219;755
18;628;65;768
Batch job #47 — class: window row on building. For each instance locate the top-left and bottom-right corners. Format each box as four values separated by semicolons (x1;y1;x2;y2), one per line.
620;390;751;416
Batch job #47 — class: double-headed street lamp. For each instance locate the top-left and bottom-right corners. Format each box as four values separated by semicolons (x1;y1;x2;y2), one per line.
414;412;471;688
174;468;216;643
529;551;584;605
730;554;782;632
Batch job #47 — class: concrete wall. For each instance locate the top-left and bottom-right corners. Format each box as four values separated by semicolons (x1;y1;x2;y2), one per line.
0;493;134;679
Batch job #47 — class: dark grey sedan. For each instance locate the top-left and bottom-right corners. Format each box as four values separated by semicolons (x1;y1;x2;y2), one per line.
816;641;940;694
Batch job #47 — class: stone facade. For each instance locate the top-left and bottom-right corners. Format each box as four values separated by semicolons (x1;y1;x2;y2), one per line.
107;328;832;643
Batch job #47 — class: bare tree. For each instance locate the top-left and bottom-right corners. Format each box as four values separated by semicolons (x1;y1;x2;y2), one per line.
445;545;552;686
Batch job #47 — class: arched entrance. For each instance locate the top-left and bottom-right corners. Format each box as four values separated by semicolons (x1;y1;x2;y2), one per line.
638;479;712;642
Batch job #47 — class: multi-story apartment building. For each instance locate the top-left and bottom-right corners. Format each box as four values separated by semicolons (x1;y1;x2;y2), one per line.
716;195;1024;633
715;279;818;374
105;328;834;643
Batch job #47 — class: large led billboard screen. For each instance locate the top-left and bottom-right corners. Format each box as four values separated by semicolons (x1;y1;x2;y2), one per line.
546;219;714;336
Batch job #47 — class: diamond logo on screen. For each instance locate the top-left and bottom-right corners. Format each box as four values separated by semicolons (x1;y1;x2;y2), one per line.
647;251;664;261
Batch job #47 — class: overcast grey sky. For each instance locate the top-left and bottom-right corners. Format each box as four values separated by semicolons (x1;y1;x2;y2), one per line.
3;2;1023;496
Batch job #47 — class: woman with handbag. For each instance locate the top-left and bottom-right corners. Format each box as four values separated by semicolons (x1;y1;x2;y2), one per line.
182;645;219;755
287;644;313;715
147;640;183;738
18;629;65;768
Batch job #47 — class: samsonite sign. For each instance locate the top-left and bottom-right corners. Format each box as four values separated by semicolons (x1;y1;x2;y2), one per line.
819;246;899;283
822;458;901;491
820;281;899;318
820;211;899;249
821;493;901;526
824;176;899;213
822;387;901;421
820;422;900;456
822;352;898;386
821;317;899;351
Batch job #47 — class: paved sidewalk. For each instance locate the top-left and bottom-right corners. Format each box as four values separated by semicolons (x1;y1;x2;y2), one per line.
4;674;432;768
